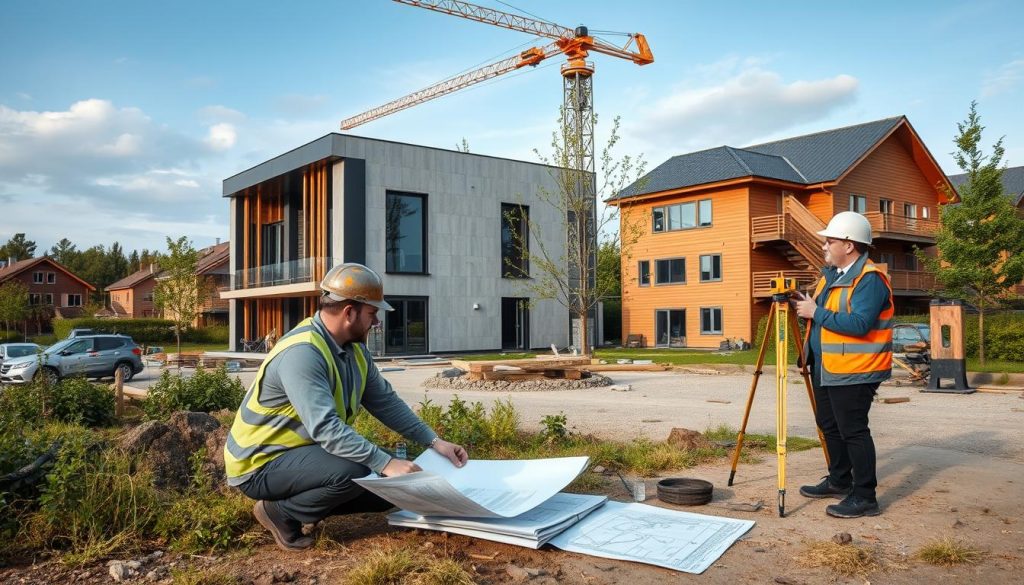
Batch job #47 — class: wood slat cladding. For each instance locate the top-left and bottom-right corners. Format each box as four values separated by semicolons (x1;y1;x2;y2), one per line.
620;187;752;347
302;161;329;282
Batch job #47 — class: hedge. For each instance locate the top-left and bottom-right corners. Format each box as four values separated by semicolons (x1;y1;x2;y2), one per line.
0;330;22;344
52;318;228;345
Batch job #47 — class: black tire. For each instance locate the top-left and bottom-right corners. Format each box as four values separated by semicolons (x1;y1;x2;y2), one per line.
114;362;135;382
657;478;714;506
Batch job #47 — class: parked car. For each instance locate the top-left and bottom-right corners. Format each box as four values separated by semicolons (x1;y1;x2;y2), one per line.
892;323;930;358
0;335;144;385
0;343;42;367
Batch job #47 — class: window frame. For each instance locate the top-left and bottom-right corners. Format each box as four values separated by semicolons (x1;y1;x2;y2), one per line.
699;254;722;283
700;307;723;335
879;198;894;214
652;199;713;233
46;272;55;284
654;257;686;285
66;294;83;307
385;190;429;275
849;194;867;213
29;293;42;305
32;271;44;284
638;260;650;287
500;202;530;279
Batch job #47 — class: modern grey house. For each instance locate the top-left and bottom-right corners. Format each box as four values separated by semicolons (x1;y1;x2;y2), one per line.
220;133;570;355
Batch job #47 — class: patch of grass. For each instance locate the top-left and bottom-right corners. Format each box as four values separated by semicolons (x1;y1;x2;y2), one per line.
703;423;820;453
344;546;474;585
594;348;760;366
170;567;239;585
797;540;879;576
967;358;1024;374
566;471;608;493
915;537;984;566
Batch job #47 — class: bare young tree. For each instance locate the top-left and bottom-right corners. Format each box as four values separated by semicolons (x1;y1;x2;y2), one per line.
506;113;647;355
153;236;207;357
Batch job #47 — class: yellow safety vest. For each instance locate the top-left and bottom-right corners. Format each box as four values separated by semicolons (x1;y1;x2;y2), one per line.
224;318;369;481
805;261;894;385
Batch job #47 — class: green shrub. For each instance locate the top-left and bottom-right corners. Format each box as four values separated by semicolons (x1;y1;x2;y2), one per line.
142;365;245;420
27;333;57;345
0;377;114;428
0;330;22;343
52;318;229;345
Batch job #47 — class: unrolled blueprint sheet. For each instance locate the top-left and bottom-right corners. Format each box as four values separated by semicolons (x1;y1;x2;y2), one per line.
354;449;589;518
548;501;755;574
387;492;607;548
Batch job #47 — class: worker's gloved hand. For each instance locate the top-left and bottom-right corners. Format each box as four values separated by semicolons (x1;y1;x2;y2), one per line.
791;292;817;320
432;438;469;468
381;458;422;477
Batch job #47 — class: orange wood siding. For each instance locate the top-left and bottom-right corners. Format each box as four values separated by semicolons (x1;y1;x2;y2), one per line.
804;190;835;224
620;187;753;348
836;133;945;221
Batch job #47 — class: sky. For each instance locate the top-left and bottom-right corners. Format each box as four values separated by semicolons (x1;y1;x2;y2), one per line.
1;0;1021;256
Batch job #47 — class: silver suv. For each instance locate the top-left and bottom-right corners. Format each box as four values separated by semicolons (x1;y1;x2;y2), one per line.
0;335;144;385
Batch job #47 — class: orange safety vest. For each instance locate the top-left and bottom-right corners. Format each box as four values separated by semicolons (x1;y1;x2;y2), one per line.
805;259;894;386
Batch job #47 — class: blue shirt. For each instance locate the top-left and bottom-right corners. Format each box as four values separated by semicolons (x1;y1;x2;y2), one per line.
806;254;891;387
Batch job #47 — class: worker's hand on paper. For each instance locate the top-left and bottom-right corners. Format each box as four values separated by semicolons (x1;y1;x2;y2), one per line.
791;292;817;320
381;458;422;477
432;438;468;468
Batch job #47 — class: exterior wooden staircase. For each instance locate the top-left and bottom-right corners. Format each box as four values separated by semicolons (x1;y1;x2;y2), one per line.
751;195;826;295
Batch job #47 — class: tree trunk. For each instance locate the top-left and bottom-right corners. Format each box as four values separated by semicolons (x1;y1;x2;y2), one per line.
176;327;182;370
978;301;985;366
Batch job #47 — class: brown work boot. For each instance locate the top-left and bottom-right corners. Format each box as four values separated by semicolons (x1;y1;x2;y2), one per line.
253;500;314;551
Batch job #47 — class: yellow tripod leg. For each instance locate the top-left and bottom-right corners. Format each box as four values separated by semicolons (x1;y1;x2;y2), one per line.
728;309;774;486
775;301;788;517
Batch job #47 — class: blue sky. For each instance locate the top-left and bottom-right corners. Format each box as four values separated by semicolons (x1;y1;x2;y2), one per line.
1;0;1021;255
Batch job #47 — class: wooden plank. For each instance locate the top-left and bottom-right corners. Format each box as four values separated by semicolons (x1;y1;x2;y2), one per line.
450;360;473;372
975;386;1024;395
453;357;591;370
584;364;667;372
481;371;550;381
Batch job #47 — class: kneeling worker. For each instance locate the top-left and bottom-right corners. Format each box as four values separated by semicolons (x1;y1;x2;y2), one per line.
224;263;468;550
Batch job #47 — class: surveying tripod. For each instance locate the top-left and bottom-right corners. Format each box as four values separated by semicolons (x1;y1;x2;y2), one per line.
727;277;830;517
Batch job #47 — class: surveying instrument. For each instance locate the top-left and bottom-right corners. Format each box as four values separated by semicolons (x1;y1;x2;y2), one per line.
727;277;829;517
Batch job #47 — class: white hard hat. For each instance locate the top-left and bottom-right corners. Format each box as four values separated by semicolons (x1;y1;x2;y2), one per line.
817;211;873;245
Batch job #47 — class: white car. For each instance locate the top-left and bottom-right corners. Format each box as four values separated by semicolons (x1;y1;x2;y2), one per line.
0;342;42;367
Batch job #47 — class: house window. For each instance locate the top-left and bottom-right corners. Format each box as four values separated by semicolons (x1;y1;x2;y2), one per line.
43;293;53;305
878;252;896;269
652;200;712;232
46;272;55;284
66;294;82;307
386;191;427;274
879;199;894;214
904;254;918;271
698;199;713;226
33;272;44;284
699;254;722;282
501;203;529;278
700;307;723;335
638;260;650;286
903;203;917;218
655;309;686;347
29;293;42;305
921;206;930;219
142;293;154;302
849;194;867;213
655;258;686;285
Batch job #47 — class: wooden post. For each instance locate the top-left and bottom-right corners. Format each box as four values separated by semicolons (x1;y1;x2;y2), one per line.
114;368;125;417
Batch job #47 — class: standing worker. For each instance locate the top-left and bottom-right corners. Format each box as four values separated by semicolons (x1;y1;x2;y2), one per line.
224;263;468;550
791;211;893;518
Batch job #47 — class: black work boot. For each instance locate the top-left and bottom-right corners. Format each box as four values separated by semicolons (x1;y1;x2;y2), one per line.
254;501;315;551
799;477;852;499
826;494;881;518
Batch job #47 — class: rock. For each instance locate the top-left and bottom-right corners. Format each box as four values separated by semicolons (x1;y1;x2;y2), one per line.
832;532;852;545
254;575;275;585
608;385;632;392
125;561;142;570
726;500;763;512
109;562;130;582
952;518;965;528
146;567;169;582
774;578;800;585
667;428;710;450
592;465;606;474
272;566;296;582
754;547;767;552
146;550;165;562
440;368;464;378
523;567;545;577
505;564;531;582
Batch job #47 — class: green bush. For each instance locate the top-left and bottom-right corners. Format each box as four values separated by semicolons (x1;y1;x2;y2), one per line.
0;377;115;428
142;365;245;420
27;333;57;346
0;330;22;343
52;318;228;345
900;311;1024;362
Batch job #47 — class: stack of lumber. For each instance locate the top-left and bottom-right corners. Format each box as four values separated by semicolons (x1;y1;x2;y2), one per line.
164;352;203;368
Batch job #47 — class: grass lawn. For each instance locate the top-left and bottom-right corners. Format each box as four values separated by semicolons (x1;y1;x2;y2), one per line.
966;358;1024;374
146;342;230;354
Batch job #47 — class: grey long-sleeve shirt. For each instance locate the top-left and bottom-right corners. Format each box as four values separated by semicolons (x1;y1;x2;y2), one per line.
230;312;436;485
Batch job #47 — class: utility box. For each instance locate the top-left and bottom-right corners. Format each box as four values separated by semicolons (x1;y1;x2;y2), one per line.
924;299;974;394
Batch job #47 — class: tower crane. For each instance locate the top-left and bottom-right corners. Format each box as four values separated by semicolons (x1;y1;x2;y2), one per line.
341;0;652;352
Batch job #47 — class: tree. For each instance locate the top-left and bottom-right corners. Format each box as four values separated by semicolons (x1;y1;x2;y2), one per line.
455;138;471;153
0;280;30;334
153;236;206;357
49;238;78;265
921;102;1024;364
509;113;646;355
0;233;37;262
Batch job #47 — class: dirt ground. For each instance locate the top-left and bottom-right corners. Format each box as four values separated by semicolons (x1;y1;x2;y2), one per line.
3;366;1022;584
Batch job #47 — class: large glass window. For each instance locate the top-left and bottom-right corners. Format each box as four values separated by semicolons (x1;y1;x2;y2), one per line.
700;307;723;334
652;200;711;232
655;258;686;284
386;191;427;274
638;261;650;286
384;297;428;354
655;309;686;347
501;203;529;278
698;199;712;226
699;254;722;282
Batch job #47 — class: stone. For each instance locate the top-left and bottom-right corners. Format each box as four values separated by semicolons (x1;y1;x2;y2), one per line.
108;562;130;582
608;385;632;392
523;567;545;577
272;566;296;582
832;532;853;545
952;518;965;528
726;500;764;512
440;368;464;378
254;575;275;585
667;428;710;450
592;465;606;474
505;564;531;582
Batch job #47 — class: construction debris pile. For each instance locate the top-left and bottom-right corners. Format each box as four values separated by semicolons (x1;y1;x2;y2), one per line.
422;356;663;391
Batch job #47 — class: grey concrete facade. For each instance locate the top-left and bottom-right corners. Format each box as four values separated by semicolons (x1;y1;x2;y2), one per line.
224;134;570;353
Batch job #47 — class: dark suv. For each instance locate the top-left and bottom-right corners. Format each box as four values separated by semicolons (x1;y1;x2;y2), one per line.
0;334;144;385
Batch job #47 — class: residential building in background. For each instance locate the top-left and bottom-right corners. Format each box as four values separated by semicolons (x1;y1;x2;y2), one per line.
611;116;957;349
220;134;570;354
0;257;96;332
194;241;230;327
105;264;160;318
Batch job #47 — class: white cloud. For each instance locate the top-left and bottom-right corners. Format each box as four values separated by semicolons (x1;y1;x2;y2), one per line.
627;61;859;160
981;58;1024;97
205;122;237;151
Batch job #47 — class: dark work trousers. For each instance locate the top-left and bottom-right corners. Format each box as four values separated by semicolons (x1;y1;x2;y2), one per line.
236;444;394;524
811;377;879;500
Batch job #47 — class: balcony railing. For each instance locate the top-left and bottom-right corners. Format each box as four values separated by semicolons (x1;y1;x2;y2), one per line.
863;212;938;239
887;269;936;292
230;257;331;291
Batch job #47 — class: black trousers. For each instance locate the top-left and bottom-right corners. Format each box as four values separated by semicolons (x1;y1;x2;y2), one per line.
236;444;394;524
811;378;879;500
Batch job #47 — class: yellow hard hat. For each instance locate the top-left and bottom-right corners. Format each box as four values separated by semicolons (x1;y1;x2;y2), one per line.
320;263;393;311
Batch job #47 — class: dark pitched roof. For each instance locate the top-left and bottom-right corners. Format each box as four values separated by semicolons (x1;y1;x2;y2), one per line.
0;257;96;290
196;241;229;274
948;165;1024;206
613;116;905;200
106;266;159;291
